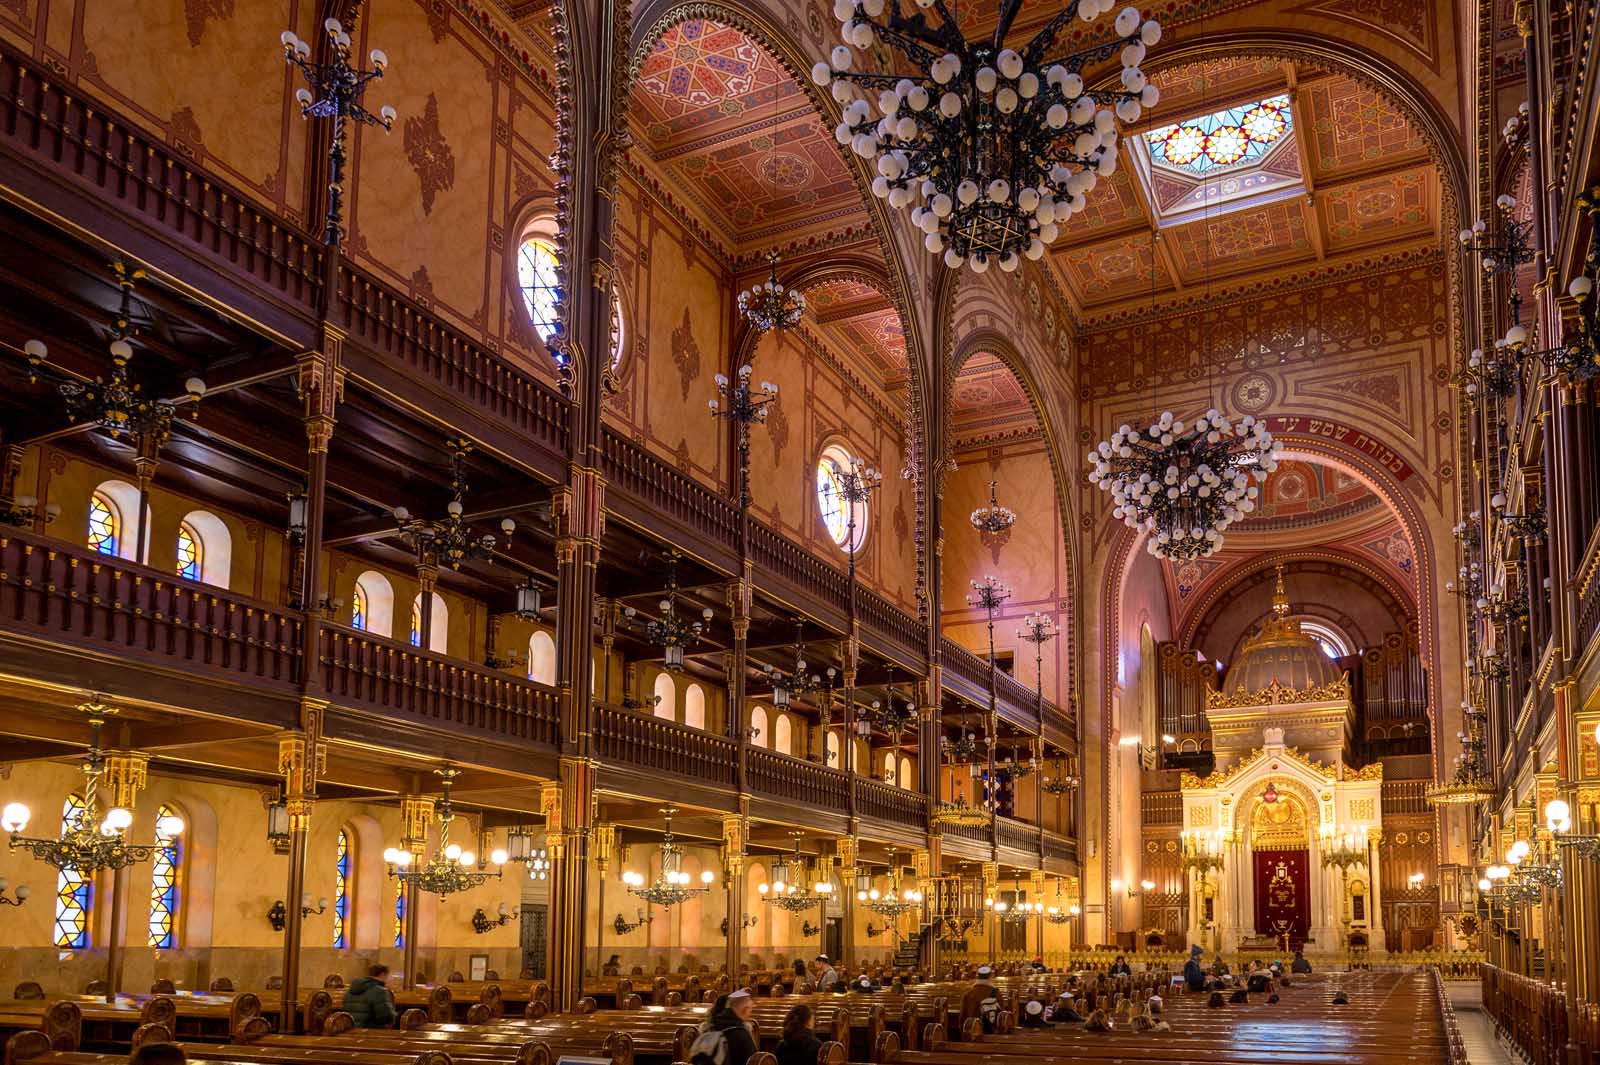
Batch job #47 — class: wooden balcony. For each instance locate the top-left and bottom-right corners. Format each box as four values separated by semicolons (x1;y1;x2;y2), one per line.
593;703;739;791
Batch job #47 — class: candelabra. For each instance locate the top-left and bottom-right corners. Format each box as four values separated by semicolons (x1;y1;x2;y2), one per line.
1042;755;1080;795
268;894;329;932
802;920;821;938
720;912;758;936
1459;344;1519;401
394;442;515;571
710;364;779;509
0;494;60;528
614;908;653;935
1319;824;1370;948
763;619;822;712
621;807;715;908
1490;491;1546;540
281;17;396;246
1429;700;1495;806
1545;796;1600;862
623;553;714;672
758;834;833;913
1018;611;1056;709
856;850;923;920
738;251;806;333
855;670;916;738
1444;560;1484;603
3;702;184;875
383;770;503;899
969;480;1017;551
822;456;882;582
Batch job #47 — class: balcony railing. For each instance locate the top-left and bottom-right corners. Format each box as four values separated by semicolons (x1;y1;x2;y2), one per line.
853;775;926;829
748;746;850;814
857;585;928;663
594;703;738;789
0;527;302;687
995;814;1039;853
599;429;741;553
318;625;557;744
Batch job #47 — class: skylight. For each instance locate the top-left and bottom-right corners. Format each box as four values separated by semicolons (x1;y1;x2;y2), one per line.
1145;95;1292;175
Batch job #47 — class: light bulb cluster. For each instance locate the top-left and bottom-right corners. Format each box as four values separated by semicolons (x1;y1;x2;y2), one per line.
738;252;806;333
1088;409;1276;560
811;1;1160;273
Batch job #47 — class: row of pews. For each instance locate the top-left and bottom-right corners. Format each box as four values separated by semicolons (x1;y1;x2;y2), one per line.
0;969;1453;1065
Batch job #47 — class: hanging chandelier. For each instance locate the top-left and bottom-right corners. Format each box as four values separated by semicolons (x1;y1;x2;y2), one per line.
394;441;515;570
1427;700;1496;806
812;1;1161;273
1088;408;1276;560
1043;880;1078;923
1042;756;1079;795
856;670;917;738
942;726;983;763
969;480;1017;549
758;835;834;912
995;748;1037;779
932;795;990;827
856;849;923;919
762;619;823;711
739;251;807;333
622;807;715;908
23;262;206;450
383;770;503;899
990;879;1041;924
3;703;183;875
623;552;714;671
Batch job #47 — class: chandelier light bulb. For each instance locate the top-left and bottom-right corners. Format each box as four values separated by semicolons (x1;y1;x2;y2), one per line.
103;807;133;832
1546;798;1571;832
2;803;29;832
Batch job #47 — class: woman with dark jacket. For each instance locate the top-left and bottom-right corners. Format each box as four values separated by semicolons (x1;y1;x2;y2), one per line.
775;1004;821;1065
1108;955;1132;976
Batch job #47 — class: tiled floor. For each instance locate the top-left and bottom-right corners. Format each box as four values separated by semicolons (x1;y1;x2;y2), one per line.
1446;981;1520;1065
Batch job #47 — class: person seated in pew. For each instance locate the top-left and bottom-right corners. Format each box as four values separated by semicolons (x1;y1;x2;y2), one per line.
1047;991;1085;1024
1146;993;1164;1016
1267;992;1281;1004
1331;990;1349;1005
1083;1009;1112;1032
1182;945;1209;993
691;988;759;1065
1229;989;1249;1004
792;959;812;993
1292;951;1313;974
1029;958;1047;973
1019;1000;1050;1028
1246;968;1273;994
1206;991;1226;1009
603;955;622;976
343;964;397;1029
775;1003;821;1065
977;993;1002;1034
1108;954;1132;976
131;1044;187;1065
854;975;878;993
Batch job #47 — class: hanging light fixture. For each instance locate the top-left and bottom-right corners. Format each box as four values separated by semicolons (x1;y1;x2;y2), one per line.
763;619;822;711
1088;408;1276;560
3;701;183;875
621;807;715;907
383;770;503;899
739;251;807;333
857;669;917;737
812;1;1161;274
758;834;834;912
856;849;923;919
623;552;713;672
1042;755;1079;795
969;480;1017;550
394;441;516;570
1427;700;1496;806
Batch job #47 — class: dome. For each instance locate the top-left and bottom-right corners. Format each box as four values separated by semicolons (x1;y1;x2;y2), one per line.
1222;566;1342;695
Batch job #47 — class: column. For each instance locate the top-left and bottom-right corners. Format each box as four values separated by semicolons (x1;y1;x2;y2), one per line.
1366;835;1386;952
592;823;617;979
398;794;435;989
837;834;858;968
728;574;752;792
295;333;345;680
99;750;149;1003
543;760;595;1011
722;812;748;977
277;705;326;1030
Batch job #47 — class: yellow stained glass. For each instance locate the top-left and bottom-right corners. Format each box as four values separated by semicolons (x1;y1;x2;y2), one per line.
351;584;368;632
175;522;202;581
1145;95;1292;175
148;803;180;947
517;238;562;342
54;795;91;948
333;829;350;948
394;880;405;948
88;494;118;557
816;460;848;545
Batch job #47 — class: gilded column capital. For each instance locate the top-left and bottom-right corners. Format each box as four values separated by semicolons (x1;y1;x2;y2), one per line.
400;795;435;853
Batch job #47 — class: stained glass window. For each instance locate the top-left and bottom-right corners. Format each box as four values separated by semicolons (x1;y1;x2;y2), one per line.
517;237;562;342
393;881;405;948
351;584;368;632
409;599;422;648
148;803;180;948
814;446;866;551
333;829;350;948
87;494;118;557
1146;95;1292;175
175;522;202;582
54;795;91;948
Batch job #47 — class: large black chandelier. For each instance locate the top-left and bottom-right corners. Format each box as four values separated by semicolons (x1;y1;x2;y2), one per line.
383;770;502;899
812;1;1161;273
623;552;714;671
739;252;807;333
856;669;917;739
394;441;515;570
1088;408;1276;560
24;262;206;451
759;834;834;912
3;702;184;875
621;807;715;908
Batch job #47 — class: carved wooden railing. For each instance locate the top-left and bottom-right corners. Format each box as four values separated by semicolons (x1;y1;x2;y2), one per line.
599;429;741;550
748;746;850;815
1041;700;1077;743
0;527;302;686
1381;779;1431;816
995;669;1039;719
940;638;993;695
858;586;928;662
995;814;1040;853
318;625;557;743
1041;831;1077;862
0;47;324;312
1577;526;1600;660
853;775;926;829
938;818;991;845
337;264;569;458
594;704;738;788
744;518;850;610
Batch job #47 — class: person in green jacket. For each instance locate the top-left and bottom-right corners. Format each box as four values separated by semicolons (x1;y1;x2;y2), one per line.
342;964;397;1028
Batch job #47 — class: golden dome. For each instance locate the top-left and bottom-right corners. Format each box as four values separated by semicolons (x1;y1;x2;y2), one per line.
1222;565;1342;695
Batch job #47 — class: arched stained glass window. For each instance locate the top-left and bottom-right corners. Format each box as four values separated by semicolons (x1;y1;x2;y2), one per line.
351;584;368;632
517;237;562;342
393;880;405;949
87;494;119;557
54;795;91;948
175;522;202;582
333;829;350;948
148;803;181;947
409;599;422;648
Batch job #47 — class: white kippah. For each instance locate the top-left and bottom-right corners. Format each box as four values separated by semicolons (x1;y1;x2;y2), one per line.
1025;1001;1043;1016
727;989;752;1002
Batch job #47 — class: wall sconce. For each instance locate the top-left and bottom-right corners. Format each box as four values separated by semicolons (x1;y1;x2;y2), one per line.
1128;879;1156;897
719;913;757;936
286;492;308;539
0;877;30;906
865;922;889;938
802;920;821;937
268;894;327;932
472;902;518;935
1408;872;1425;888
614;908;653;935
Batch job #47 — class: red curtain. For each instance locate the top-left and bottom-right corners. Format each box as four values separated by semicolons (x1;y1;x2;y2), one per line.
1252;848;1311;949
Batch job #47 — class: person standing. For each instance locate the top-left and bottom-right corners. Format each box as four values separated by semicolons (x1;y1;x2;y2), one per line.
814;955;841;992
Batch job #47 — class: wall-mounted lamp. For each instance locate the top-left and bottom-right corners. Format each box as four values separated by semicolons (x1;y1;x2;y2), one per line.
614;908;652;935
472;902;518;934
1127;879;1156;897
0;877;30;906
802;919;821;938
268;894;328;931
720;913;758;935
865;922;890;938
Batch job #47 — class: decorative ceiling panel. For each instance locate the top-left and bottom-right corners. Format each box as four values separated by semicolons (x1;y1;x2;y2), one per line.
1148;58;1286;118
1052;236;1169;305
1321;168;1434;251
633;20;800;142
1167;200;1313;276
1057;166;1146;244
951;352;1037;442
804;279;907;385
1302;77;1427;177
1236;459;1379;529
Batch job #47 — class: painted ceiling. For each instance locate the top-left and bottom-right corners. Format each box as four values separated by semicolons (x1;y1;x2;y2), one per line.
1049;62;1438;319
803;278;908;390
950;352;1038;447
